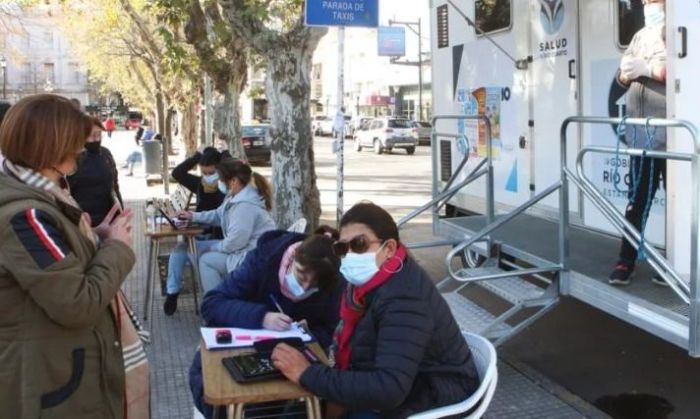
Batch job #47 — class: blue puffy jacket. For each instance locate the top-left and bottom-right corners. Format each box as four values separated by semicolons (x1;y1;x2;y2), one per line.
190;230;345;417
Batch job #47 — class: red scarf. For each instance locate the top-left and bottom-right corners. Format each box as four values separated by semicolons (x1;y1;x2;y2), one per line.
333;245;407;370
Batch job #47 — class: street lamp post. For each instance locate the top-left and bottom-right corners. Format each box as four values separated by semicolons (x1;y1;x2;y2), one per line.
0;56;7;100
388;19;424;121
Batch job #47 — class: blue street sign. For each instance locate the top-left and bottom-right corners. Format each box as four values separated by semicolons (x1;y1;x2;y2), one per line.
378;26;406;57
305;0;379;28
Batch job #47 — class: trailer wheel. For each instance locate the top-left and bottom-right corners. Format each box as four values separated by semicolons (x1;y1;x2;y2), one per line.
406;146;416;155
373;140;383;155
462;249;487;268
354;138;362;152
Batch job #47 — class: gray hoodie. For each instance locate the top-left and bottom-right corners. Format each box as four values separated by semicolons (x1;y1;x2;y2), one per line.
193;184;276;271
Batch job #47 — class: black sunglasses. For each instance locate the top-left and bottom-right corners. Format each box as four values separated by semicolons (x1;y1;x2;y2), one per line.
332;235;384;257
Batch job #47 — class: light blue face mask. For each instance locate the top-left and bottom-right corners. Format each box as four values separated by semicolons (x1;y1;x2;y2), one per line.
217;180;229;195
285;270;318;300
644;4;665;27
340;243;385;286
203;173;219;184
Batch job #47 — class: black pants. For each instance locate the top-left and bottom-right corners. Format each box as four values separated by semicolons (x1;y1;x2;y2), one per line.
618;156;666;264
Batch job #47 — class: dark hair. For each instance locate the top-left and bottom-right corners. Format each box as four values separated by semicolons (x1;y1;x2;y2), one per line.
0;102;11;126
217;158;272;211
340;201;400;242
91;116;105;130
295;226;341;292
199;147;223;166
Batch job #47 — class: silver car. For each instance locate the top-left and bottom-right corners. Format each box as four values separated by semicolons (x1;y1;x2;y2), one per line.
353;117;417;155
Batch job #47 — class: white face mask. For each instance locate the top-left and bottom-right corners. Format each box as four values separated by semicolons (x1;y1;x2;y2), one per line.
644;3;665;27
202;173;219;184
217;180;229;195
339;242;386;286
285;270;318;300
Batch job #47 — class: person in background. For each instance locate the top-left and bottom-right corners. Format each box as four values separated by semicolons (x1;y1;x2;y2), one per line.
189;226;345;418
164;159;276;314
68;117;124;226
104;114;116;138
134;126;145;146
271;202;479;419
0;94;146;418
609;0;668;286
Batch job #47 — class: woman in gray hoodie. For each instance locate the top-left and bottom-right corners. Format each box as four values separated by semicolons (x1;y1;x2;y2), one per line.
175;159;276;299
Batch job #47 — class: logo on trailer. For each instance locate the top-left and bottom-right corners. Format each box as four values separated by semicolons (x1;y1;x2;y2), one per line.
539;0;565;35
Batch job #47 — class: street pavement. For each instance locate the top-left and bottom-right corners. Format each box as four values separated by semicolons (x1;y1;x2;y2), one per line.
104;129;700;418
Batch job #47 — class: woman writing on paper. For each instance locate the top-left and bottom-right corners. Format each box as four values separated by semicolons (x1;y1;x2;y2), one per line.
271;202;479;419
189;226;345;418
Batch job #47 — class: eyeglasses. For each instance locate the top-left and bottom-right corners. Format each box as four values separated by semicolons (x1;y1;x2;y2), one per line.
332;234;383;257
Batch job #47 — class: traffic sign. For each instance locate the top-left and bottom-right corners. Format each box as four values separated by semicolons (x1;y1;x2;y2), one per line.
305;0;379;28
378;26;406;56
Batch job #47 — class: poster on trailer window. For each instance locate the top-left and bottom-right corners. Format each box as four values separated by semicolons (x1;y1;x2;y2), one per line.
456;87;502;159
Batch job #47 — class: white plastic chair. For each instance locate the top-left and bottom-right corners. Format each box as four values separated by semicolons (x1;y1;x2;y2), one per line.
286;218;308;233
408;332;498;419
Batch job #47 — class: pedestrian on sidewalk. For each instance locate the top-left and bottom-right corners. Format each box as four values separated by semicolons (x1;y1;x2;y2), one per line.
104;114;116;138
68;117;124;226
0;94;148;419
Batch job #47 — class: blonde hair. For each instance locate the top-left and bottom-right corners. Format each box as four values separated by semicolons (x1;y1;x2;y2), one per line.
0;94;92;170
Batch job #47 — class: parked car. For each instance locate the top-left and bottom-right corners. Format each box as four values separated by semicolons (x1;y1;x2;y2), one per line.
331;115;353;138
125;111;143;130
348;116;373;138
353;117;417;155
312;115;332;136
241;124;271;164
412;121;432;145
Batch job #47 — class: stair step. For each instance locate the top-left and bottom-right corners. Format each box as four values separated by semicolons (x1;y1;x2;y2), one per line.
442;292;512;338
456;266;546;304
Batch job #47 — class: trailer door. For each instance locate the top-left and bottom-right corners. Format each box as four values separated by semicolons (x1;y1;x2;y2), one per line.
529;0;581;213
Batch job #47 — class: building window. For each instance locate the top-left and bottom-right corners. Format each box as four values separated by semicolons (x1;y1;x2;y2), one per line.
475;0;512;35
69;63;80;84
43;31;54;47
617;0;644;48
23;63;32;84
437;4;449;48
43;63;55;83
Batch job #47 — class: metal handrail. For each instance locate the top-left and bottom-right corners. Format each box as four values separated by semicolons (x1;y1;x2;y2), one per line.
560;116;700;356
399;114;494;234
445;182;564;282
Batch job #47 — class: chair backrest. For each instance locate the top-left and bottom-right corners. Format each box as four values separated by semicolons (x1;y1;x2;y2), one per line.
286;218;308;234
407;332;498;419
171;184;193;213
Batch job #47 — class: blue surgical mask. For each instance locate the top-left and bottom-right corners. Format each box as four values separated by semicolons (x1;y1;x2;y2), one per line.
285;270;318;300
340;251;381;286
203;173;219;184
217;180;229;195
644;4;665;27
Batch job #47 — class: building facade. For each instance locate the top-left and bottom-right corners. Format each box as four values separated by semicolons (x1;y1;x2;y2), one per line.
0;3;90;106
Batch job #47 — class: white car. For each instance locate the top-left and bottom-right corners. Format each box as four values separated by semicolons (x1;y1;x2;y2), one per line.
312;115;332;136
353;117;417;155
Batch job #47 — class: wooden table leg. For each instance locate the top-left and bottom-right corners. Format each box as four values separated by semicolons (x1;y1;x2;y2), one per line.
313;397;322;419
230;403;243;419
143;239;155;321
186;236;200;315
148;240;160;323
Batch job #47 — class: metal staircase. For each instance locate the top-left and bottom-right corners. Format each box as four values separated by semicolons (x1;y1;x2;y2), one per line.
438;256;560;346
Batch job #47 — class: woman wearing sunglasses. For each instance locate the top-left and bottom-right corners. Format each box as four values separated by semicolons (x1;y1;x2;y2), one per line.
189;226;345;418
272;202;479;418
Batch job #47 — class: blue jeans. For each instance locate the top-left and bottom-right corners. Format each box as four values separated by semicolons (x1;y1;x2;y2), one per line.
166;239;220;294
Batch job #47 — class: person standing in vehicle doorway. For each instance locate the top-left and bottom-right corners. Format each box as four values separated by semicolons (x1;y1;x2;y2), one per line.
609;0;667;286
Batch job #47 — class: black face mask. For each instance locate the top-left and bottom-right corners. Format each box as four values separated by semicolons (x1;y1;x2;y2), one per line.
85;141;101;153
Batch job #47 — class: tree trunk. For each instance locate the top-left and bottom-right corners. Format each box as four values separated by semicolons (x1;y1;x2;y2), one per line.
266;46;322;230
165;105;175;155
213;70;247;160
181;100;198;154
154;89;170;194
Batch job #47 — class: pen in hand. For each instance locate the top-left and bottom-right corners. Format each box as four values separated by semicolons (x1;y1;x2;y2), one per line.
266;294;295;331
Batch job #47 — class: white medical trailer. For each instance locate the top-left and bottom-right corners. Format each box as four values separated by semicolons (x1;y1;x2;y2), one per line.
408;0;700;357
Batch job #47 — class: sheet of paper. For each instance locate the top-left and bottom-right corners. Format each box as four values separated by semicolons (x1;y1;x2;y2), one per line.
200;327;312;350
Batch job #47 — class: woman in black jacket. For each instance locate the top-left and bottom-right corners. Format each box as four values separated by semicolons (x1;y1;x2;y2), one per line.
68;117;123;226
272;202;479;418
171;147;229;213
